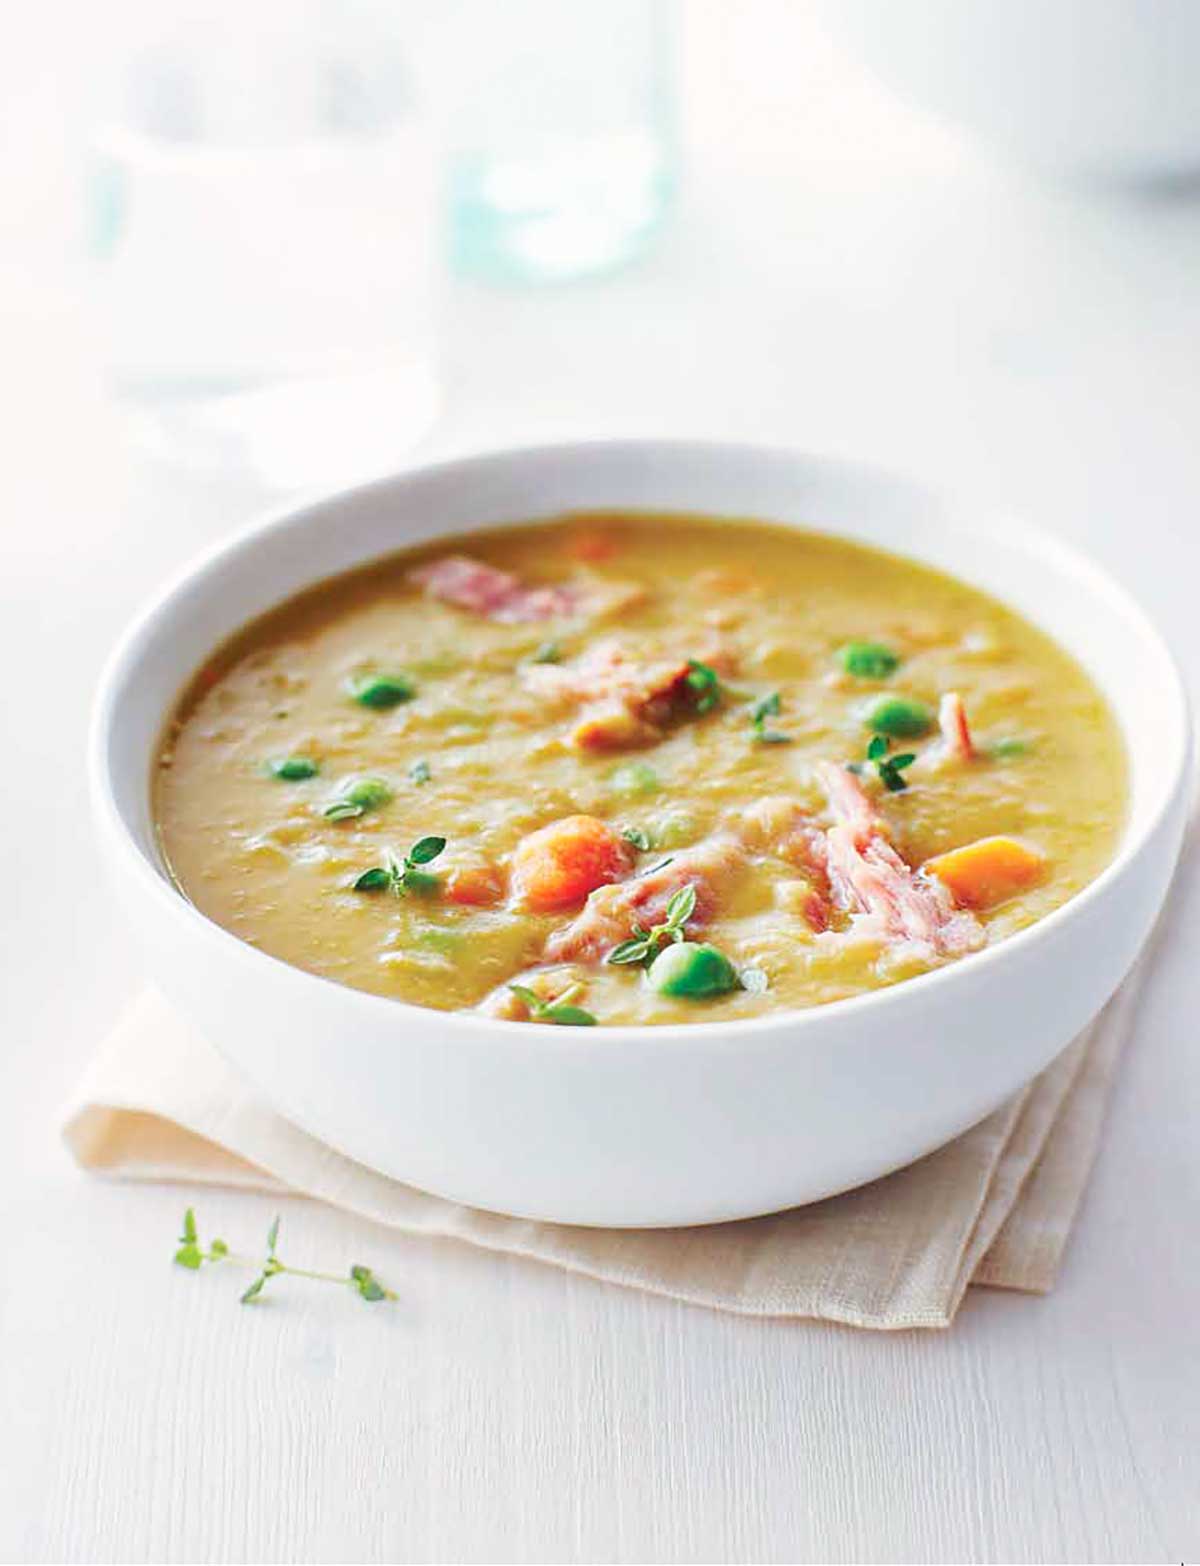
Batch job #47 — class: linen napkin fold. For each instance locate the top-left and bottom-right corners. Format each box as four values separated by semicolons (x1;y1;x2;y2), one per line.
62;955;1149;1330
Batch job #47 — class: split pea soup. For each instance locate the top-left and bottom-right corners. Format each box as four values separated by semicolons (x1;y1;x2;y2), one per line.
155;513;1127;1026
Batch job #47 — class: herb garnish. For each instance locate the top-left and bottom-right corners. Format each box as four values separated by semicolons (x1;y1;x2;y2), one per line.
685;659;723;714
622;826;652;851
173;1208;395;1306
866;733;917;793
408;758;432;784
749;691;791;745
508;983;597;1026
267;755;319;781
322;775;393;821
607;882;697;967
529;640;562;665
352;835;446;896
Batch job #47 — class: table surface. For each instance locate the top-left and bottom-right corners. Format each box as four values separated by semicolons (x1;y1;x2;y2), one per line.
3;6;1200;1562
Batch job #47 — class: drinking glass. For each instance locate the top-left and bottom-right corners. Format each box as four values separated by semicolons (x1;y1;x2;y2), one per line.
89;1;438;490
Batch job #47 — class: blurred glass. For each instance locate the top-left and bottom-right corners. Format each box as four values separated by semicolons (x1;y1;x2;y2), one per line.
89;1;437;491
443;0;675;283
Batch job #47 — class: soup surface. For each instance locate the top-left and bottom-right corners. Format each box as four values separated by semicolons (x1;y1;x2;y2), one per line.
156;514;1127;1025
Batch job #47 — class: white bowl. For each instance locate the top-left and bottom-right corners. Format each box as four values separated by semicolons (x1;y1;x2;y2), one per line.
90;442;1190;1227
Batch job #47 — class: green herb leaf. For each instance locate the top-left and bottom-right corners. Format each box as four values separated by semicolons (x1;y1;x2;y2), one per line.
350;1265;389;1302
865;734;918;792
685;659;722;714
345;672;415;709
408;758;432;785
748;690;791;745
606;883;697;968
507;983;545;1011
529;640;562;665
175;1212;395;1310
622;827;652;851
541;1004;597;1027
840;641;900;679
352;866;392;892
507;983;597;1026
407;835;446;866
267;755;319;781
662;882;697;933
606;936;654;966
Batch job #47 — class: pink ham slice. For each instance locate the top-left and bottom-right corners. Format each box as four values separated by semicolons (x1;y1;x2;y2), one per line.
814;761;984;958
410;555;578;623
544;836;746;964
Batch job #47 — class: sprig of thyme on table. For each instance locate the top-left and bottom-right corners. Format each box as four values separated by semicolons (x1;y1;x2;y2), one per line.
173;1208;395;1306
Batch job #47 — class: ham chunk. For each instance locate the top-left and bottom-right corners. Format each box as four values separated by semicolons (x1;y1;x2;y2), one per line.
410;555;578;623
410;555;645;626
522;636;733;752
816;762;984;959
544;836;745;963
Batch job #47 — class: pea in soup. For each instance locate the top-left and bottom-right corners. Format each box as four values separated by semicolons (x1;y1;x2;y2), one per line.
155;514;1127;1026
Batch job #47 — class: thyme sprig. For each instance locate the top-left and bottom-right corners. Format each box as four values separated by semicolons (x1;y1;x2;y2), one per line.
173;1209;395;1306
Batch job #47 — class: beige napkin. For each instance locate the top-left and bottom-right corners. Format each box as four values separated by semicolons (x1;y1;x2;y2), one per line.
62;952;1150;1330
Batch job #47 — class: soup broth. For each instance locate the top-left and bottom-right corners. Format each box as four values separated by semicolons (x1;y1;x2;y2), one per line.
155;514;1127;1025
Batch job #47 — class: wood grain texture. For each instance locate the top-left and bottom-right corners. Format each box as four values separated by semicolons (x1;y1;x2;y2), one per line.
4;3;1200;1558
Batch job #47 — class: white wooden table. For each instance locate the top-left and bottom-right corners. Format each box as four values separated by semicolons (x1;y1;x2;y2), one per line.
3;7;1199;1560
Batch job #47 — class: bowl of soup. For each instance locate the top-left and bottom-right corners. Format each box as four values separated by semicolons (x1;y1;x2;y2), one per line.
91;441;1190;1226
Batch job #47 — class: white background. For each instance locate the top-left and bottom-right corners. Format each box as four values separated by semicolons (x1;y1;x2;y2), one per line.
2;4;1199;1561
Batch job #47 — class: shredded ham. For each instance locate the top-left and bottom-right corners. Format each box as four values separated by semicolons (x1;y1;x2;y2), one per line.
814;762;984;959
410;555;579;623
937;691;976;762
732;796;831;931
410;554;646;627
521;636;736;752
544;836;746;963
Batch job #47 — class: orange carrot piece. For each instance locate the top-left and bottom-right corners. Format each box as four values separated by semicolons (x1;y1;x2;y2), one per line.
923;835;1046;910
511;815;635;912
443;860;506;907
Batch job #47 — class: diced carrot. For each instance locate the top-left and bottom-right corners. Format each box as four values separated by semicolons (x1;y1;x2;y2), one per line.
923;836;1046;910
511;814;635;912
443;860;506;907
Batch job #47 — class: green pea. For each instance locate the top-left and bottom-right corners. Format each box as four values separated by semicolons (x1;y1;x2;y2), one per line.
864;695;933;739
839;642;900;679
266;755;319;781
609;761;660;797
646;941;740;998
345;672;415;709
